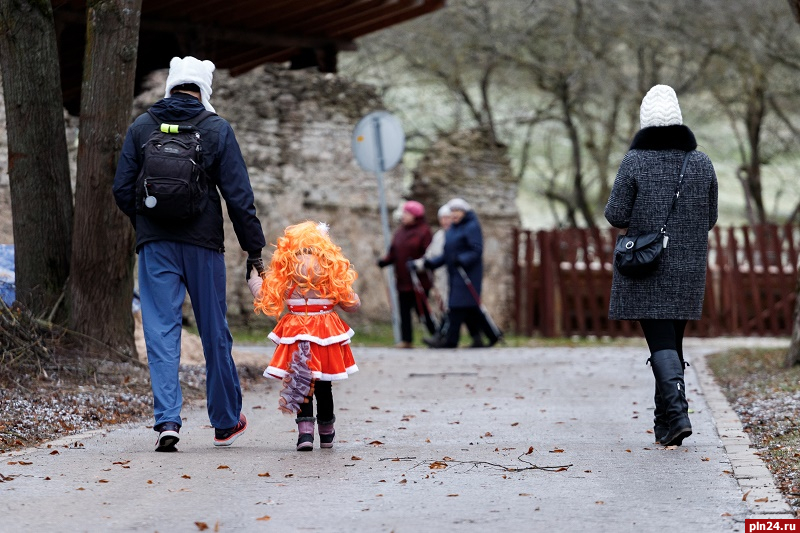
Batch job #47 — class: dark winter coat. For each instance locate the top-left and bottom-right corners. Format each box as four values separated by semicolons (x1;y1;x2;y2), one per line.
379;217;433;292
113;92;265;254
605;125;718;320
427;210;484;309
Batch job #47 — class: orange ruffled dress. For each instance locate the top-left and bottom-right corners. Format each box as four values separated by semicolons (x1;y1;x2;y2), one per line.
264;298;358;381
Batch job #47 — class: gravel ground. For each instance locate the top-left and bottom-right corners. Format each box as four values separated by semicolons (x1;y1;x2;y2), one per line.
707;347;800;514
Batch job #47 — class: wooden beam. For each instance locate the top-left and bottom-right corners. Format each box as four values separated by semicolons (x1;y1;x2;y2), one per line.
53;8;356;51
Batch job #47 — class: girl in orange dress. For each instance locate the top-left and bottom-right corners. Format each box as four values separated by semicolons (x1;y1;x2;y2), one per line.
248;221;360;451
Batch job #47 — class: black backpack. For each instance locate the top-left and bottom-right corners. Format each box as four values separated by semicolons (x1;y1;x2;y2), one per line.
135;109;215;221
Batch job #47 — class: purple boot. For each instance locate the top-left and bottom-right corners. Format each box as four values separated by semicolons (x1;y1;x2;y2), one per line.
296;419;314;451
318;417;335;449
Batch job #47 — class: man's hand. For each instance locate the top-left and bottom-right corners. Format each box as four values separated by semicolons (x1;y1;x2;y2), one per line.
246;252;265;280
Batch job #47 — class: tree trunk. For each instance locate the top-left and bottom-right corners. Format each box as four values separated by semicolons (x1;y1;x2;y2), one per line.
0;0;73;316
787;274;800;366
69;0;140;355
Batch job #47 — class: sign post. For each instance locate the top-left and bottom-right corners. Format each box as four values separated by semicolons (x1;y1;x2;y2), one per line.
352;111;405;344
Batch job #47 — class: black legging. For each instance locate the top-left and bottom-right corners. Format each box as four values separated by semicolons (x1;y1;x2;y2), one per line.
398;290;437;342
638;319;688;361
298;380;334;423
443;306;499;347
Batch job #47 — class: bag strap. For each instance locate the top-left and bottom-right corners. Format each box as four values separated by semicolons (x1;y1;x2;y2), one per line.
659;150;693;234
146;109;216;130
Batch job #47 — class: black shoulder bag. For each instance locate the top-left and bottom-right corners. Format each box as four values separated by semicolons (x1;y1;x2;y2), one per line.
613;151;693;278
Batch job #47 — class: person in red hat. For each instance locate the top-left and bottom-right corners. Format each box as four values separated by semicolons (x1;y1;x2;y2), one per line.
377;200;436;348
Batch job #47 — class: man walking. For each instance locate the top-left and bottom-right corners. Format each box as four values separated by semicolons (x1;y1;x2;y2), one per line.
113;56;266;451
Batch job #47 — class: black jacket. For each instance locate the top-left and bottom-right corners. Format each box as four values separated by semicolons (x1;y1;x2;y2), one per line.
113;92;265;254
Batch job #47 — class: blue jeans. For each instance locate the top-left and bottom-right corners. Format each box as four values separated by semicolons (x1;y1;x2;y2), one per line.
138;241;242;430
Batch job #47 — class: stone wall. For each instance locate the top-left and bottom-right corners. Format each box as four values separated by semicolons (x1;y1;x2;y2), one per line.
0;66;518;331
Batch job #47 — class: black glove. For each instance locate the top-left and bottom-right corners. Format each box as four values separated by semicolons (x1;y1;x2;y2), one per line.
377;258;390;268
246;251;265;280
423;259;434;271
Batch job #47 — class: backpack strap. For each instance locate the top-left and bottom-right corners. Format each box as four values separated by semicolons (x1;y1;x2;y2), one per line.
145;109;216;129
184;109;216;127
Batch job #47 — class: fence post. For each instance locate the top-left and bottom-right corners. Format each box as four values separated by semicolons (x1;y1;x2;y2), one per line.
538;230;557;337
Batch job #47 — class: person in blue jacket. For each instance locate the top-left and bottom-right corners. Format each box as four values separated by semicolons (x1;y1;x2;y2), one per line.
424;198;500;348
113;56;265;452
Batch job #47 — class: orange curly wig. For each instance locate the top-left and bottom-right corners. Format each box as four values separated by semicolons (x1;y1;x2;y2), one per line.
253;221;359;317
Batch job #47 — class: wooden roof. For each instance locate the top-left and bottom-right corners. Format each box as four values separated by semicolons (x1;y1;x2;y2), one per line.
52;0;445;114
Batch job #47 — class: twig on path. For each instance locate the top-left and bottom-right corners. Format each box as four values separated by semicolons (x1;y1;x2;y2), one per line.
405;453;572;473
379;457;418;461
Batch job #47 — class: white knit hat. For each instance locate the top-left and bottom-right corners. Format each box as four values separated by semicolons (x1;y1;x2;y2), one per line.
447;198;472;212
437;204;452;218
164;56;216;112
639;85;682;129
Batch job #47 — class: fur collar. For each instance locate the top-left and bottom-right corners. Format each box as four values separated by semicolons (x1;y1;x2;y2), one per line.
630;125;697;151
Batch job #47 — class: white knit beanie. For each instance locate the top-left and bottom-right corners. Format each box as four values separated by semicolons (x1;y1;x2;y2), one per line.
639;85;682;129
164;56;216;112
437;204;452;218
447;198;472;212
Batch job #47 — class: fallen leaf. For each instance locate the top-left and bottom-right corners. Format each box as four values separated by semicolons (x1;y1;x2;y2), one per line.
484;432;493;437
550;449;564;453
596;501;604;505
379;480;386;483
511;422;519;427
442;456;453;461
519;493;531;496
217;465;229;470
182;474;191;479
371;406;380;410
429;461;448;469
258;472;270;477
98;479;109;483
147;480;153;484
584;470;592;473
284;474;294;478
18;461;32;465
369;441;384;446
754;497;769;503
721;512;731;517
399;479;407;484
351;456;362;461
447;494;459;497
76;487;85;491
701;457;710;462
625;449;632;453
742;489;751;501
113;461;130;465
49;450;59;455
195;522;209;531
256;516;271;522
526;446;534;455
554;467;568;472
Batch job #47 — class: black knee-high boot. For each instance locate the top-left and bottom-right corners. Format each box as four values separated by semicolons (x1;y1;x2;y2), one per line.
652;384;668;444
649;349;692;446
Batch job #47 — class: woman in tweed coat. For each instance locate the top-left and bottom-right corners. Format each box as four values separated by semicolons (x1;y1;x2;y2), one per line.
605;85;718;447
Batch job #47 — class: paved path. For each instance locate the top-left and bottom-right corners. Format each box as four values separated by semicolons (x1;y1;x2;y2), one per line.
1;339;793;532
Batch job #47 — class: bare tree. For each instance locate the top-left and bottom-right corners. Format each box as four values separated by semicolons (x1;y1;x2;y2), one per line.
69;0;141;354
0;0;73;316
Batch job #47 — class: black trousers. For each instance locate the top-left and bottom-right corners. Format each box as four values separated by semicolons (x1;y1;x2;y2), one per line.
443;306;499;347
638;319;688;361
398;290;437;342
297;380;334;423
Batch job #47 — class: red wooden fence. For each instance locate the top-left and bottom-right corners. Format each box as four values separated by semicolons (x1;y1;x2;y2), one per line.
511;224;799;338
